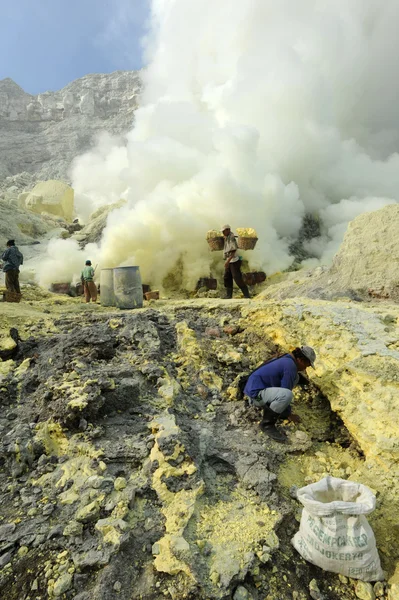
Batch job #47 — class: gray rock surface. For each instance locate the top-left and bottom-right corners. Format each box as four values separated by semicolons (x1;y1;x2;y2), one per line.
233;587;253;600
0;199;64;249
0;71;140;182
0;302;390;599
0;552;12;568
260;204;399;302
0;524;16;541
71;199;126;245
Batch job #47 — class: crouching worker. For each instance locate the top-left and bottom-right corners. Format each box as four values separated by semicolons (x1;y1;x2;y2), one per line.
244;346;316;442
81;260;97;303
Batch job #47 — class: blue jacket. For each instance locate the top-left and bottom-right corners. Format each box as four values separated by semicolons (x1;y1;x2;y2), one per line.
2;246;23;272
244;354;298;398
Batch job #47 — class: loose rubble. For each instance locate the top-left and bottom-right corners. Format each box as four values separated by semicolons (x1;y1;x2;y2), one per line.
0;293;398;599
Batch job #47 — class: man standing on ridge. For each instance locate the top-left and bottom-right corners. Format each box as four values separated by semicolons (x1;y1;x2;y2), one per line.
222;225;250;299
244;346;316;442
1;239;24;301
81;260;97;303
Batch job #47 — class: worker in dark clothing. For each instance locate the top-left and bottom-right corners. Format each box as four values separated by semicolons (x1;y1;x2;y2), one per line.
1;240;24;300
244;346;316;442
222;225;250;299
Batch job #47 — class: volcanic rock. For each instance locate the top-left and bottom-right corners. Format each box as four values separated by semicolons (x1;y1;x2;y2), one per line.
0;72;141;182
261;204;399;302
21;180;74;222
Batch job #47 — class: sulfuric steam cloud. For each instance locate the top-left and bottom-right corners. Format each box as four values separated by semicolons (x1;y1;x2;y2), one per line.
35;0;399;289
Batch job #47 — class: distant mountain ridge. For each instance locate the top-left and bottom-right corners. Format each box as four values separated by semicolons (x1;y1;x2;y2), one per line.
0;71;141;186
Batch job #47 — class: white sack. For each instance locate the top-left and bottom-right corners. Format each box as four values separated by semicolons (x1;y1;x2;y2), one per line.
292;476;384;582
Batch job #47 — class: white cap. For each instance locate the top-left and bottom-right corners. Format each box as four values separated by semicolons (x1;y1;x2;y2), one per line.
300;345;316;368
221;224;231;231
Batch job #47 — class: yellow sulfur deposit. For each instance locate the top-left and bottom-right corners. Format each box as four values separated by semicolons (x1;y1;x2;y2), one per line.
158;372;182;405
175;321;223;391
95;517;128;546
35;422;69;457
149;413;203;584
236;227;258;238
241;298;399;469
21;180;75;222
0;359;14;382
196;489;279;584
240;297;399;581
206;229;222;240
33;420;105;508
0;336;17;353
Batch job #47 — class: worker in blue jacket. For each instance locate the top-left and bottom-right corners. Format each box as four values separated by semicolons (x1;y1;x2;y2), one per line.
244;346;316;442
1;239;23;300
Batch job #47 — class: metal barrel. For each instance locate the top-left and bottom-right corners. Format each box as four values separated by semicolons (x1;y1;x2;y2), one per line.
100;268;115;306
113;266;143;309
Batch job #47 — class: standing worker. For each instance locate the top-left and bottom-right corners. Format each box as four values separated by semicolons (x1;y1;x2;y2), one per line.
222;225;250;299
81;260;97;303
1;240;24;301
244;346;316;442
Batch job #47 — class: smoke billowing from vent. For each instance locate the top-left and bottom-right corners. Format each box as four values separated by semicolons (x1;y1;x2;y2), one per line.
37;0;399;288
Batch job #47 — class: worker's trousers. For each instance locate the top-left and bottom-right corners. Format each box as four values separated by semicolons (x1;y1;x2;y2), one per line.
224;261;250;298
84;281;98;303
248;387;293;416
5;269;21;294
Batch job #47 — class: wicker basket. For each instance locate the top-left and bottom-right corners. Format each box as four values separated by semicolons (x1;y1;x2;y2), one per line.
207;237;224;251
255;271;266;283
237;237;258;250
3;291;21;303
243;272;257;286
196;278;217;290
243;271;266;286
50;283;72;295
145;291;159;300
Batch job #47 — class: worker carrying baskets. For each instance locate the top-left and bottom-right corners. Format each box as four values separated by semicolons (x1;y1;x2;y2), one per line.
221;224;251;299
205;225;259;299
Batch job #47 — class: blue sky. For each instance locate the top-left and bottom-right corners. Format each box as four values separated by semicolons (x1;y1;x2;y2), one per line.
0;0;150;94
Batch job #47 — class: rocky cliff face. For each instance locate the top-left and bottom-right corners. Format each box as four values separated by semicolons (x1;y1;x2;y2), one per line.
0;71;140;183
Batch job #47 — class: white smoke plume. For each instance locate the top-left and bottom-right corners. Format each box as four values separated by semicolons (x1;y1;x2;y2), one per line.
36;0;399;289
25;238;100;288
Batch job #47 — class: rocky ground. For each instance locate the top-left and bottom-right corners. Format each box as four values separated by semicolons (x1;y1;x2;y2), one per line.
1;292;398;600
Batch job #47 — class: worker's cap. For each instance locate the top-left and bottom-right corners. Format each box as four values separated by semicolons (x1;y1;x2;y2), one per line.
85;260;92;265
301;345;316;368
221;224;231;231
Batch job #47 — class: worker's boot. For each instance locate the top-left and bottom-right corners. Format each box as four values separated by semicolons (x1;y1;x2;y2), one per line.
279;406;291;420
225;288;233;299
241;285;251;299
260;406;287;443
